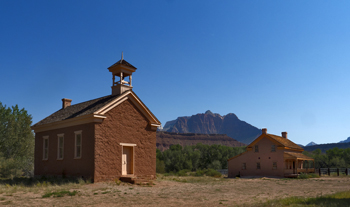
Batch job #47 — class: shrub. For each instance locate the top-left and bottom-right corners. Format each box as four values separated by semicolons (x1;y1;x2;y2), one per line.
176;169;189;176
298;173;309;179
0;157;23;179
205;169;222;178
195;169;205;176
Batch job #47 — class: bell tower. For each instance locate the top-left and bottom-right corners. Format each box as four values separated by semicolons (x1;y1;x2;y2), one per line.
108;53;137;96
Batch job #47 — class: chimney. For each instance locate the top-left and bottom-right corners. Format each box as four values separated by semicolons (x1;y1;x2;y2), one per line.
281;132;288;139
262;128;267;134
62;98;72;109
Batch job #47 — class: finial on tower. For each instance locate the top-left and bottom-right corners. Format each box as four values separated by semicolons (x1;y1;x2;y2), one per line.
121;51;124;61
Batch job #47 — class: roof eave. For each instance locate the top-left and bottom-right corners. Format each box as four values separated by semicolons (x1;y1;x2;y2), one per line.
31;114;106;133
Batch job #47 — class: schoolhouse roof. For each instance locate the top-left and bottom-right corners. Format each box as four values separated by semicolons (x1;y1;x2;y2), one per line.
33;94;119;127
32;91;160;130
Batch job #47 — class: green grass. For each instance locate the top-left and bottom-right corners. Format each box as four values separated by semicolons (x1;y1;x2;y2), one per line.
253;191;350;207
298;173;320;179
42;190;78;198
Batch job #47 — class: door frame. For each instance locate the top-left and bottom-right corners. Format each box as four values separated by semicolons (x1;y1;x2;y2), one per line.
120;143;136;175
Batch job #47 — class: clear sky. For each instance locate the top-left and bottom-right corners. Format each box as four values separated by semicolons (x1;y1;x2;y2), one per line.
1;0;350;145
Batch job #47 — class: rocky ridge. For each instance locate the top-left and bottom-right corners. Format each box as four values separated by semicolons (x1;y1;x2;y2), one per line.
162;110;261;144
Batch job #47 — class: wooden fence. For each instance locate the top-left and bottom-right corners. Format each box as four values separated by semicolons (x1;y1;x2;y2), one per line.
316;168;350;176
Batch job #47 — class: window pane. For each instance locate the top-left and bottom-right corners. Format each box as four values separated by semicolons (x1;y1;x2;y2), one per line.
76;135;81;146
76;146;81;157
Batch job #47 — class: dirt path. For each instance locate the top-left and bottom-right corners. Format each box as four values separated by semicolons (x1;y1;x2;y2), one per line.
1;176;350;206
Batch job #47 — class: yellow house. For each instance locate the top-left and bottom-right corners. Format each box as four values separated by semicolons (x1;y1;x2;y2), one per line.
228;128;314;178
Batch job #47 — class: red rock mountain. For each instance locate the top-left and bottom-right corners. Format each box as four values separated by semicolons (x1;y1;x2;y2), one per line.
156;131;246;151
162;110;261;144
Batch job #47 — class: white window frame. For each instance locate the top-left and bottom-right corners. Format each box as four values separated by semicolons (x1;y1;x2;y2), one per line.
74;130;82;159
43;136;49;160
57;133;64;160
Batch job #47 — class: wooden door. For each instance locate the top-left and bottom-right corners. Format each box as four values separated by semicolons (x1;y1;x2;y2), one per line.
122;153;127;175
122;146;133;175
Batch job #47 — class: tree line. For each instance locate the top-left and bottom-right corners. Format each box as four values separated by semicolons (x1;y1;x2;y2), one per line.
156;143;246;173
0;102;34;178
303;148;350;168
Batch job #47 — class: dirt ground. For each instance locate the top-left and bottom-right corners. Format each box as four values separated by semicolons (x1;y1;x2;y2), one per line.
1;176;350;206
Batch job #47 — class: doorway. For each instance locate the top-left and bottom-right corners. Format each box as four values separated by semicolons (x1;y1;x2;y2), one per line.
122;146;134;175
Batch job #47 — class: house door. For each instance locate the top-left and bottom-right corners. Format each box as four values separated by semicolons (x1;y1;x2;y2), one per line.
122;146;134;175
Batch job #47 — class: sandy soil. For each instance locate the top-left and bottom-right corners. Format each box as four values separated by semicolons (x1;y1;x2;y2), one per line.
1;176;350;206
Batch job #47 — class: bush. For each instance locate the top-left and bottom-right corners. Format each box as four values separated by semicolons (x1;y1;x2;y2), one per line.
298;173;309;179
298;173;320;179
176;169;189;176
194;169;205;176
156;158;165;173
0;156;22;179
205;169;222;178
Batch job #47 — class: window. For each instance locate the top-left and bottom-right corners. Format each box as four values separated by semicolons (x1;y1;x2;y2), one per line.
74;131;82;159
254;145;259;152
57;134;64;160
271;145;276;152
257;162;261;169
273;162;277;170
43;136;49;160
242;163;246;170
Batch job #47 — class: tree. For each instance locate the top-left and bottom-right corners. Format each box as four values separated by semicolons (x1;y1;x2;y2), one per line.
0;102;34;178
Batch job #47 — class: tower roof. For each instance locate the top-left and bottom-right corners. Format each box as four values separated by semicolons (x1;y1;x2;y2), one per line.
108;59;137;70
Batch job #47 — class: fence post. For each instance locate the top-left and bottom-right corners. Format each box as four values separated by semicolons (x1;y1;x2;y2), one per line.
346;168;349;176
337;168;340;176
319;168;321;176
328;168;330;176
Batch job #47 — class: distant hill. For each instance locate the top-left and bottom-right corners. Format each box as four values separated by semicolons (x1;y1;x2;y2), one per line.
303;142;350;153
156;131;246;151
339;137;350;143
306;141;317;147
161;110;261;144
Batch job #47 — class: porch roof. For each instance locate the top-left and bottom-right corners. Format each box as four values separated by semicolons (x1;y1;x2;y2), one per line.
284;152;314;161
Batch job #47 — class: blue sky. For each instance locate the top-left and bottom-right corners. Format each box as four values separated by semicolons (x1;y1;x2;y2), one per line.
1;1;350;145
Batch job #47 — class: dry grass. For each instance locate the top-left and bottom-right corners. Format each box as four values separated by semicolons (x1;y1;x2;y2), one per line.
0;176;350;206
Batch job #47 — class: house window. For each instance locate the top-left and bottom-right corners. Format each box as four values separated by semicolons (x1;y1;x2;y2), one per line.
254;145;259;152
43;136;49;160
57;134;64;160
74;131;82;159
242;163;246;170
271;145;276;152
273;162;277;170
257;162;261;169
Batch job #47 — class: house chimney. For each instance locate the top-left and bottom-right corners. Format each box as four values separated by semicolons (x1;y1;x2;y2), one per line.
282;132;288;139
62;98;72;109
262;128;267;134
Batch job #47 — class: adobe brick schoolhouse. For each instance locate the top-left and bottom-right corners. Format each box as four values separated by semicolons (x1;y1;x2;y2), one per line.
228;128;315;178
31;56;161;182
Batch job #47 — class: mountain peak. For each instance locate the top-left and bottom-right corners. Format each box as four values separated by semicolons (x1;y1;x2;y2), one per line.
205;110;214;115
162;110;261;144
306;141;317;146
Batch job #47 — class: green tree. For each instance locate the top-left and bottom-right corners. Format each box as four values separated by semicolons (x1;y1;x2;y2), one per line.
0;102;34;178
